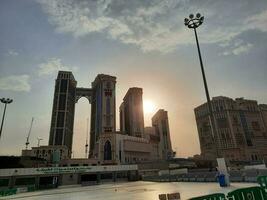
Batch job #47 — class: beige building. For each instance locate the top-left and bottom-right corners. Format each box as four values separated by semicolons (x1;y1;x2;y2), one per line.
98;132;152;164
194;96;267;161
22;145;69;163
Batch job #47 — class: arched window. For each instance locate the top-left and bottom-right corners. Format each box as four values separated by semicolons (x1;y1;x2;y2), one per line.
104;141;112;160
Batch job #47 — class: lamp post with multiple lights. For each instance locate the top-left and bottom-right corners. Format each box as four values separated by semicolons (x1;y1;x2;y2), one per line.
184;13;219;157
0;98;13;139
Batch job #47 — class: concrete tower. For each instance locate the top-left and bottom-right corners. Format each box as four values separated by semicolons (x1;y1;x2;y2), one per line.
49;71;116;158
49;71;77;155
89;74;116;158
120;87;144;138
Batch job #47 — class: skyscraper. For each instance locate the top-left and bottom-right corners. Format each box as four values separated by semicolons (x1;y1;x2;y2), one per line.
49;71;116;158
119;87;144;138
49;71;77;155
89;74;116;158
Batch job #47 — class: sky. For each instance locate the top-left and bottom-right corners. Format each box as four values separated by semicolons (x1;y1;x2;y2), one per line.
0;0;267;158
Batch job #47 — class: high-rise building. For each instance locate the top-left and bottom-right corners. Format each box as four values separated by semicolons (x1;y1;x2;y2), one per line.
119;88;144;138
49;71;77;155
48;71;174;163
152;109;173;160
259;104;267;131
49;71;116;158
194;96;267;161
89;74;116;158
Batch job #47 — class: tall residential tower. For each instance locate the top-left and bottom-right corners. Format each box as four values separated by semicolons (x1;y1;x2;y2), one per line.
119;87;144;138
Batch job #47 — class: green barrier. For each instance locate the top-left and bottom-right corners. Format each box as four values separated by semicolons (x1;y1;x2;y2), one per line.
189;193;226;200
0;188;17;196
257;176;267;191
227;186;267;200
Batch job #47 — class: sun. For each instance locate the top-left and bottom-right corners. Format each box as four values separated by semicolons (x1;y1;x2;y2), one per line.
143;100;156;114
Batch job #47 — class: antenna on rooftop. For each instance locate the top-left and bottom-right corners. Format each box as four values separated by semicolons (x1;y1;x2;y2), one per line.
85;118;89;158
25;117;34;149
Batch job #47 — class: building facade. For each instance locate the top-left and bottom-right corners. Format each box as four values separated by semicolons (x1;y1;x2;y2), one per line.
22;145;69;163
144;126;160;160
152;109;173;160
119;88;144;138
194;96;267;161
89;74;116;158
49;72;77;154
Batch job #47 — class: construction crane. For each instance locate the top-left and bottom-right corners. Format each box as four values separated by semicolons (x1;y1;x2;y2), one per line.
85;118;89;158
25;117;34;149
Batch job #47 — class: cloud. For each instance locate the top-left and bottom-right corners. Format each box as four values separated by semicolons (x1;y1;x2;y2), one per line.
246;9;267;32
221;40;253;56
6;49;19;56
0;75;31;92
38;58;78;76
37;0;267;53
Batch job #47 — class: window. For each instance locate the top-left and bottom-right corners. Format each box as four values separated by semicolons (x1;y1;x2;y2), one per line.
232;116;238;125
251;121;260;131
55;129;63;145
60;79;68;92
59;94;66;110
217;118;229;128
57;112;65;127
104;141;112;160
106;82;111;89
107;98;110;114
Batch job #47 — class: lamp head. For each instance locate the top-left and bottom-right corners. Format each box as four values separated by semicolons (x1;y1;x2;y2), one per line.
184;18;189;25
196;13;201;18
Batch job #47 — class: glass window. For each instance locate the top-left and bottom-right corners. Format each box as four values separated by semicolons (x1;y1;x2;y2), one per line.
60;79;68;92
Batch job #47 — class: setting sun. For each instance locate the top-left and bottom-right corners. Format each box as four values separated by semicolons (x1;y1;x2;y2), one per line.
143;100;157;114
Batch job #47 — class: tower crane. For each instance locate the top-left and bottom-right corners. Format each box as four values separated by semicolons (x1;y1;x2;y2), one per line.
85;118;89;158
25;117;34;149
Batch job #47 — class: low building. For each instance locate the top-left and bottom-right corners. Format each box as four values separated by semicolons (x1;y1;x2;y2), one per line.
0;165;138;189
98;132;152;164
21;145;69;164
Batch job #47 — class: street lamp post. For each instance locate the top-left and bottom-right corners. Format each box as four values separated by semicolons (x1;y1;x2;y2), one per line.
184;13;219;158
0;98;13;139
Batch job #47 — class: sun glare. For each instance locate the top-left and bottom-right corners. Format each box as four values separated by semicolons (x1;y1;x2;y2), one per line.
143;100;156;114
